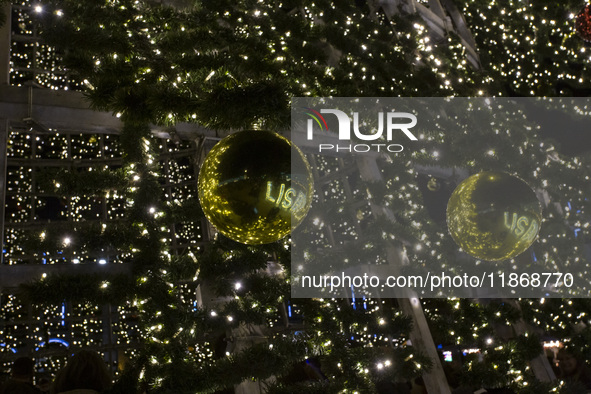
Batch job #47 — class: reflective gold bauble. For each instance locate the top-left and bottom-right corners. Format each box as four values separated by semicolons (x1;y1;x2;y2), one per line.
446;171;542;261
427;177;440;192
198;130;313;245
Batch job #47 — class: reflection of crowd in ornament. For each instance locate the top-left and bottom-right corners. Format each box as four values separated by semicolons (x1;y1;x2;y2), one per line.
0;350;112;394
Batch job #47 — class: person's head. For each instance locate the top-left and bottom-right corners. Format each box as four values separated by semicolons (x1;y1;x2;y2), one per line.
11;356;35;381
37;376;51;392
52;350;112;394
557;349;581;376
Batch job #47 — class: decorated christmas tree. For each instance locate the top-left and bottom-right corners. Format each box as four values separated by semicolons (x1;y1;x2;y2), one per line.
0;0;590;393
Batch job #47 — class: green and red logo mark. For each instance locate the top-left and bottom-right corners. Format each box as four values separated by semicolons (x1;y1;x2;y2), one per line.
303;107;329;132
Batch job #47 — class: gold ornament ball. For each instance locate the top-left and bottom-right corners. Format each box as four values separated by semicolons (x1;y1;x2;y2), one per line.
427;177;440;191
446;171;542;261
198;130;313;245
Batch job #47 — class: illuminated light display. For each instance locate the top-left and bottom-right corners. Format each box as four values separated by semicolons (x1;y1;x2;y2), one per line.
1;124;205;374
0;0;590;391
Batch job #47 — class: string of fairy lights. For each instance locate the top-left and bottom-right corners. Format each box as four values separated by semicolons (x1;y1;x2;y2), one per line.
9;2;82;89
1;131;205;376
2;2;207;372
462;0;591;96
7;0;590;103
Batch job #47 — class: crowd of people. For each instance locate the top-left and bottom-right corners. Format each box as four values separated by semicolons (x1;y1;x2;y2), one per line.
2;347;591;393
0;350;112;394
375;347;591;394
